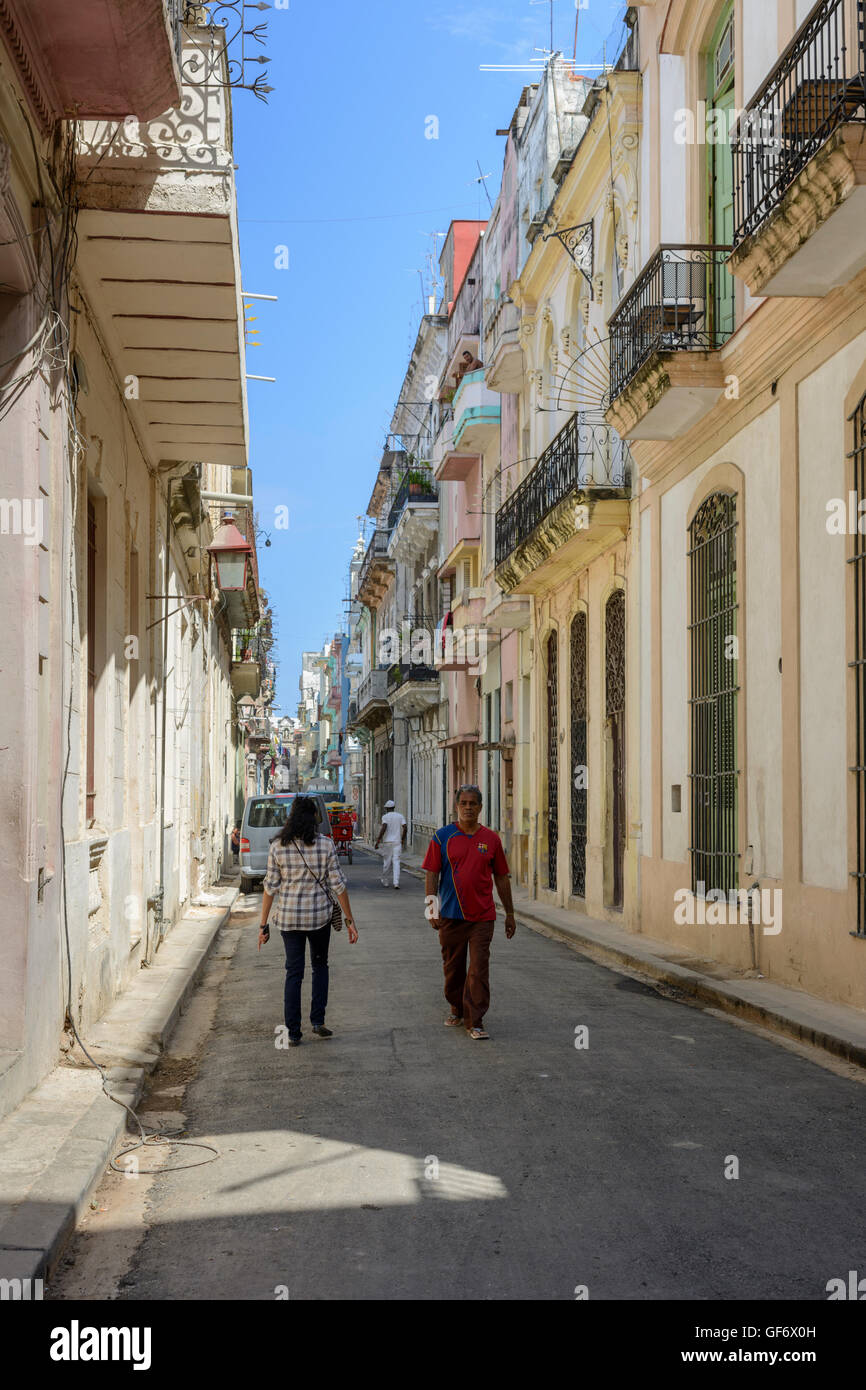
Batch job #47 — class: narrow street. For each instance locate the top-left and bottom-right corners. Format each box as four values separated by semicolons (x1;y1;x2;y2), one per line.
51;851;866;1303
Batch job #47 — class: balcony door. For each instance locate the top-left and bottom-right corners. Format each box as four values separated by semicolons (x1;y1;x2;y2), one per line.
604;590;626;909
708;3;736;339
570;612;588;899
546;631;559;891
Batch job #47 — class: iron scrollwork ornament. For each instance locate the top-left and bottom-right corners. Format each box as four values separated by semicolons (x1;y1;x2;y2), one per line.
542;222;594;294
180;1;274;101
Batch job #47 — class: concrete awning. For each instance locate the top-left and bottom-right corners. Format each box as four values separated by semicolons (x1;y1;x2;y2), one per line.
74;26;248;470
75;207;248;469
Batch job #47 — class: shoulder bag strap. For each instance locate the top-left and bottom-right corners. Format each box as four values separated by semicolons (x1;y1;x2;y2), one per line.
292;838;337;906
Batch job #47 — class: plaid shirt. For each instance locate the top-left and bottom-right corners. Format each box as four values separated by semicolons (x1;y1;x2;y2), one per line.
263;834;347;933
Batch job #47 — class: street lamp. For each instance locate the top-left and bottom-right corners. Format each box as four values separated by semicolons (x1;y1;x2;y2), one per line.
207;514;253;591
237;697;255;724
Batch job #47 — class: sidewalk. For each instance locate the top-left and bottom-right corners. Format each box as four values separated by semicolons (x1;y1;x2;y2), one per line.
379;841;866;1070
0;883;238;1286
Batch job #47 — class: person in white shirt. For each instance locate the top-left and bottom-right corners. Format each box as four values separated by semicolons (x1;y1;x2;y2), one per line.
375;799;407;889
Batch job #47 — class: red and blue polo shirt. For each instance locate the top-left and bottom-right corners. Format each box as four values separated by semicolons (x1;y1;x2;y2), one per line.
422;823;510;922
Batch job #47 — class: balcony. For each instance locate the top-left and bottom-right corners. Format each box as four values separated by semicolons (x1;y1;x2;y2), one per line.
483;298;524;394
356;530;395;608
495;413;631;595
433;407;480;482
3;0;182;128
230;630;263;699
452;370;501;453
730;0;866;296
387;467;439;564
434;614;488;673
606;246;734;441
352;667;391;730
387;662;441;716
74;21;248;470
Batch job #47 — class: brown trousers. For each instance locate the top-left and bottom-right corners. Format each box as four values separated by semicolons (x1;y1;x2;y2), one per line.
438;918;495;1029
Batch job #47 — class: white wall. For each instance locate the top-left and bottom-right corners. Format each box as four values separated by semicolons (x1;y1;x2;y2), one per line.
742;0;778;105
660;481;690;862
658;55;688;243
640;505;653;858
799;331;866;889
640;69;652;267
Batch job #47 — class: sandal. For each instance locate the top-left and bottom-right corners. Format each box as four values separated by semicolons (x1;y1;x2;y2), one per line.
467;1026;489;1040
444;1014;464;1027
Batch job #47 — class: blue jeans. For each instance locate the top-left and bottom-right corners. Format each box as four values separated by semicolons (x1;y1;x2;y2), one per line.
282;925;331;1036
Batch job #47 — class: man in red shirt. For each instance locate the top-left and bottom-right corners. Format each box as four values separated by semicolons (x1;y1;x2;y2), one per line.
422;784;516;1040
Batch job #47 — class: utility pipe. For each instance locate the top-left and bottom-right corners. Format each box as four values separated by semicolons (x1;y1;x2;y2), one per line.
200;490;254;508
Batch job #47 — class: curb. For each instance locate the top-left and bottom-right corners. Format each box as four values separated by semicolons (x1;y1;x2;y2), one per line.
374;847;866;1071
0;889;238;1286
511;901;866;1071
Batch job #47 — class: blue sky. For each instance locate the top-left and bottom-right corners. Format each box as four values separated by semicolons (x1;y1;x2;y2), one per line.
233;0;629;715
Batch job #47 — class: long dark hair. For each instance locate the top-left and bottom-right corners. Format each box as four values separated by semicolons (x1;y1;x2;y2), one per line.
278;796;319;846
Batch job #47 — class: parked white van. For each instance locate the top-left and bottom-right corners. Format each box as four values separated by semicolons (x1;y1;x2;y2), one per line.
238;792;331;894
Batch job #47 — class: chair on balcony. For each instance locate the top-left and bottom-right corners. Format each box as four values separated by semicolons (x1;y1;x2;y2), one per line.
659;259;708;346
630;259;708;358
780;75;866;142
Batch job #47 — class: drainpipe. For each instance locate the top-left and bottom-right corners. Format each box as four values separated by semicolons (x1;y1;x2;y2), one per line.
746;880;760;972
533;810;539;896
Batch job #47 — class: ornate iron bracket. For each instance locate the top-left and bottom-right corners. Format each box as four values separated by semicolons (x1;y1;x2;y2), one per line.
180;1;274;102
542;222;594;294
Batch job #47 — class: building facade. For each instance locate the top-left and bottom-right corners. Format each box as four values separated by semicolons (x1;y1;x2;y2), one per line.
607;0;866;1006
0;9;262;1121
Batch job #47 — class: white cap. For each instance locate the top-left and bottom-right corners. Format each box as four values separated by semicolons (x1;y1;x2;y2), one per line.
385;800;395;808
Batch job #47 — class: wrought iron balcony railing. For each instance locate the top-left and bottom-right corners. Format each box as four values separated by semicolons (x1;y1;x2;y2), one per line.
608;246;734;402
357;528;393;593
231;629;265;664
387;662;440;691
495;413;631;566
387;469;438;530
356;666;390;710
733;0;866;245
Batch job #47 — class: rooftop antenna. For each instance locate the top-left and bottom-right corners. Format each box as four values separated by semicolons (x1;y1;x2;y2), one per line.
530;0;555;55
473;160;494;211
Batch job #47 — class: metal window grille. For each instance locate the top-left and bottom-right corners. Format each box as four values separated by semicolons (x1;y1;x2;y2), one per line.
605;590;626;908
570;612;588;898
848;388;866;935
688;493;739;895
547;631;559;891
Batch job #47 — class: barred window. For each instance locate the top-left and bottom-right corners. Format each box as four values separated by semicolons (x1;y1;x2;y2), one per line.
570;612;588;898
688;492;739;895
547;630;559;891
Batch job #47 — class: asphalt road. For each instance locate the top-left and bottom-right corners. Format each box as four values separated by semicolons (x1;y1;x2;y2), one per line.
51;848;866;1301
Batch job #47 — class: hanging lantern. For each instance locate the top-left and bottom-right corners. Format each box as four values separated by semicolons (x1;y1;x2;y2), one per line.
208;513;252;591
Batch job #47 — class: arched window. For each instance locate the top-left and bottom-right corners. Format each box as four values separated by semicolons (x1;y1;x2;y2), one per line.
546;630;559;890
688;491;738;894
570;612;588;898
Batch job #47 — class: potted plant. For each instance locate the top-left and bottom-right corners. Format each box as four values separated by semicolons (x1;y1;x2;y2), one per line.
407;466;433;498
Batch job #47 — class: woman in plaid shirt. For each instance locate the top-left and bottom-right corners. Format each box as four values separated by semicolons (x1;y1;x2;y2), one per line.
258;797;358;1045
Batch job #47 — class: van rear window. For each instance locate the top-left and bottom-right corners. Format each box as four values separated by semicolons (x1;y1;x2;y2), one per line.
247;798;294;828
